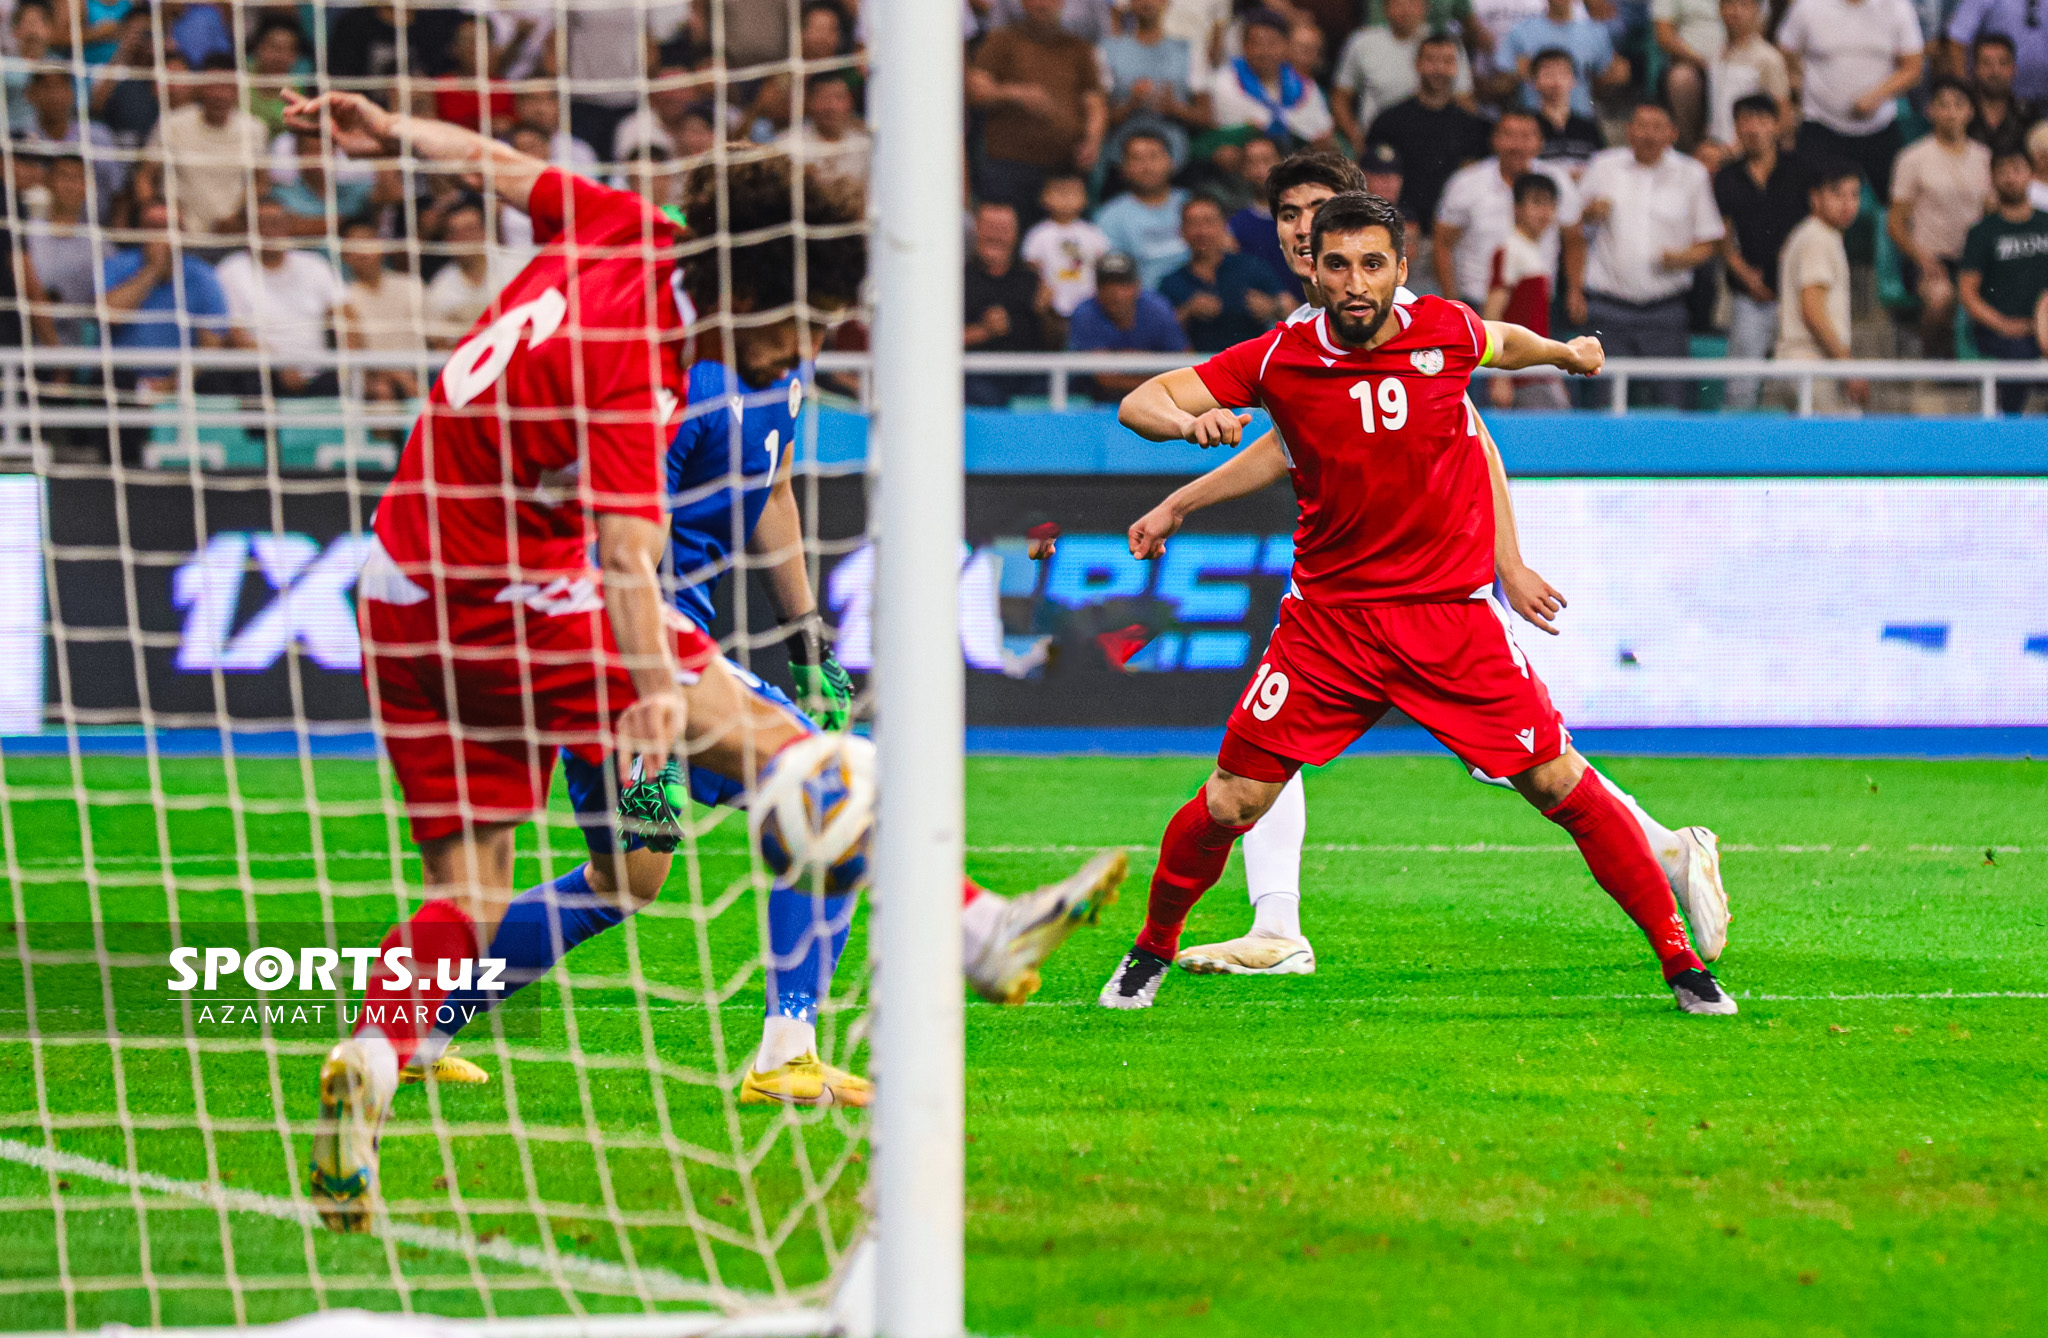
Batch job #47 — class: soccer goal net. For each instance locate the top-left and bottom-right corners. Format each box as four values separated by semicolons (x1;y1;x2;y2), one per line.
0;1;945;1331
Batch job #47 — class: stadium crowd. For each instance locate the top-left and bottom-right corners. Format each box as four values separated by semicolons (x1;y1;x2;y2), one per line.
1;0;2046;428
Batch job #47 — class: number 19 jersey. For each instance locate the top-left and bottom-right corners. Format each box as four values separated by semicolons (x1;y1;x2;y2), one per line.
1194;295;1495;607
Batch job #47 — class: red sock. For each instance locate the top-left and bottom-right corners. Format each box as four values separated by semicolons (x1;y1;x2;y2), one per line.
1543;770;1703;981
1135;786;1254;961
962;877;986;906
355;898;478;1067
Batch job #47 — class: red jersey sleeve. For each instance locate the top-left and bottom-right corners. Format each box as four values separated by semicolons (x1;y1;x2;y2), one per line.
526;167;668;250
1193;328;1282;409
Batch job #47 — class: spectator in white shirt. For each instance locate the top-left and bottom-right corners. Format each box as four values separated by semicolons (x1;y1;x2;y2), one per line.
336;216;427;406
1701;0;1791;168
1022;172;1112;317
212;200;345;395
1330;0;1474;151
424;197;521;347
614;62;719;166
1209;9;1334;150
1653;0;1725;149
1578;101;1726;406
512;88;600;173
1433;109;1585;311
1887;78;1992;356
776;74;872;190
1777;0;1925;201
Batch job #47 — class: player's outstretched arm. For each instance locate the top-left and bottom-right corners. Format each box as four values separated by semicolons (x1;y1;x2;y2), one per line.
749;466;854;729
1118;368;1253;447
1129;432;1289;559
597;512;688;779
282;90;549;213
1471;400;1565;635
1483;321;1605;377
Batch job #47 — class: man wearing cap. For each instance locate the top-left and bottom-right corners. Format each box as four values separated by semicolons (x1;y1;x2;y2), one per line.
1068;251;1190;398
1361;141;1431;291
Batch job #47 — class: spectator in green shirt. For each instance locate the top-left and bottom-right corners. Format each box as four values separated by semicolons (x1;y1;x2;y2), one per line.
1959;149;2048;413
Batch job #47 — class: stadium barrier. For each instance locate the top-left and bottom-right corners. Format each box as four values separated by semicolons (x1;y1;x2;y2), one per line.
9;468;2045;754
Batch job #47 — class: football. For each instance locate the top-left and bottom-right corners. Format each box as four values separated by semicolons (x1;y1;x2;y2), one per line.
750;731;876;894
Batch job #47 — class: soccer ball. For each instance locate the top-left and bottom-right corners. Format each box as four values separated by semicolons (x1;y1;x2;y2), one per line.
750;732;875;894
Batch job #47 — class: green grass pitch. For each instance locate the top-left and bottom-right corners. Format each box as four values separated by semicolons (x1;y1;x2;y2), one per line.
0;752;2042;1336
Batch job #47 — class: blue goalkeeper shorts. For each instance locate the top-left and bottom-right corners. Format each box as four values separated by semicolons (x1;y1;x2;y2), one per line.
560;659;815;856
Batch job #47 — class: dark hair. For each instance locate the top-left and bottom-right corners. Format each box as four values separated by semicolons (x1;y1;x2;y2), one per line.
682;156;867;315
1972;32;2017;59
681;102;717;127
1243;8;1292;37
1530;46;1576;76
1181;194;1225;220
1265;150;1365;216
1628;98;1675;122
802;0;850;37
1730;92;1778;121
198;52;239;73
1992;146;2032;171
1417;32;1460;56
1512;172;1557;206
248;13;304;55
445;192;488;222
11;0;51;21
340;214;381;234
1805;155;1861;190
1309;191;1406;263
1495;108;1542;135
1121;129;1173;158
804;70;856;96
1927;75;1973;102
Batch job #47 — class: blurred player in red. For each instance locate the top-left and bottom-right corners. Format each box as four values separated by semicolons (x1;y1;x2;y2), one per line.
1099;192;1739;1017
285;90;1121;1231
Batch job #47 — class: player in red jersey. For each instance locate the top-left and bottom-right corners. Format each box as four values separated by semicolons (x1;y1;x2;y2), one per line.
1110;153;1727;981
1098;192;1739;1016
284;91;1122;1231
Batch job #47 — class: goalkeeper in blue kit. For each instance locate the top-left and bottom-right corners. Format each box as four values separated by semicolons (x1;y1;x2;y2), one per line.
405;351;1123;1109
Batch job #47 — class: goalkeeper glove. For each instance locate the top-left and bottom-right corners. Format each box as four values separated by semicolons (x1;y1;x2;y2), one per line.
785;623;855;731
616;757;687;854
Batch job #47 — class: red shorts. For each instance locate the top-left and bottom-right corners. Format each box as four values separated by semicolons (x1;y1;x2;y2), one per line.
1224;594;1566;780
362;574;720;844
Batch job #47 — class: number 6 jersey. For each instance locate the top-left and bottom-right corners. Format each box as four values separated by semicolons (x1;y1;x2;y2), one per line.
1193;294;1497;607
373;168;690;594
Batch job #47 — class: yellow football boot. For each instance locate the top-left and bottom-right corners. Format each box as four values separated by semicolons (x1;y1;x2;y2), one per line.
309;1039;388;1234
399;1046;491;1085
965;849;1127;1005
740;1053;873;1108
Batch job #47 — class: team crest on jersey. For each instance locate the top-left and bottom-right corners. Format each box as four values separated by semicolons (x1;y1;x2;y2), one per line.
1409;348;1445;376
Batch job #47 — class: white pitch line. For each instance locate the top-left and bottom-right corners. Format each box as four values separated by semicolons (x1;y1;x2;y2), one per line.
0;1138;717;1303
1008;989;2048;1007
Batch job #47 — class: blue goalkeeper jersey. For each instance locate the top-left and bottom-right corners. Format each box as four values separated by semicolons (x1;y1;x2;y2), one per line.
666;360;806;632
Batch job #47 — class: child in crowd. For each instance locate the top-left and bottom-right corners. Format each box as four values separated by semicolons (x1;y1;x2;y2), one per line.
1482;173;1568;407
1022;174;1112;321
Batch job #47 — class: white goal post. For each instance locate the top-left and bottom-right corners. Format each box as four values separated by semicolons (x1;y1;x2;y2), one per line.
869;0;968;1331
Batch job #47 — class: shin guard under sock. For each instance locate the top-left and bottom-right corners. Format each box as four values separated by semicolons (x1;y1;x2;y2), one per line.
1136;786;1254;961
1544;769;1703;980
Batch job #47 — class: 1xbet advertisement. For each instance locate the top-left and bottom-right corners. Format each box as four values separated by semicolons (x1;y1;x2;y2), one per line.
13;474;2048;733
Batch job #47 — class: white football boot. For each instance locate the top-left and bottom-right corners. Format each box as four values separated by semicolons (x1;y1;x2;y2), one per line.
965;850;1127;1005
1671;826;1730;962
309;1039;390;1233
1175;929;1316;975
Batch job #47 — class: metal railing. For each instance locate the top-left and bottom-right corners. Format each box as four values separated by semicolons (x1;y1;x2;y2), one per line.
2;349;2044;456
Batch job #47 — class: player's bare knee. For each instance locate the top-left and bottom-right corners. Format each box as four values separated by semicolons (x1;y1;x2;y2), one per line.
1509;749;1588;810
1205;769;1283;826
